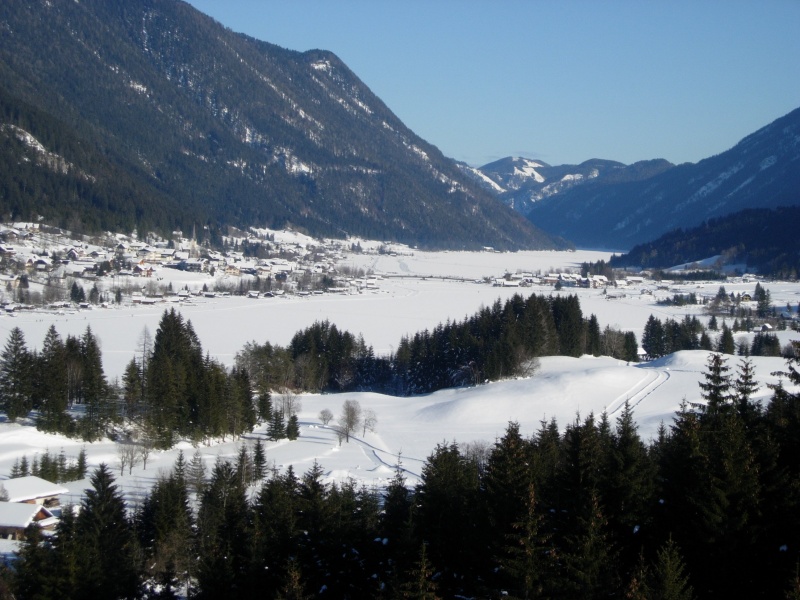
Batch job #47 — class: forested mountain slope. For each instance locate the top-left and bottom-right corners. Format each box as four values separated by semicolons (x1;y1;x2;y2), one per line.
609;206;800;278
523;106;800;249
0;0;557;250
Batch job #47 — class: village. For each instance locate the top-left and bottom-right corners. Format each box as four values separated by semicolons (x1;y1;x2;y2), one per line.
1;221;789;317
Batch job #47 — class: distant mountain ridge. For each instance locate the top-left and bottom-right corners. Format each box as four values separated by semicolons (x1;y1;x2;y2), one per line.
469;107;800;250
0;0;558;250
460;157;673;215
609;206;800;279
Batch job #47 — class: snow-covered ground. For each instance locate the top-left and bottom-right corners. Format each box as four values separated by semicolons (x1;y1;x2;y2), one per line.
1;248;798;511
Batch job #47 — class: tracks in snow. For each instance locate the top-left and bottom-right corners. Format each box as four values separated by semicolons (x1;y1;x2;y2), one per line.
606;367;671;417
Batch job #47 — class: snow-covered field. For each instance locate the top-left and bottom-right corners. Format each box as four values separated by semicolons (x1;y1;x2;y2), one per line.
1;248;799;510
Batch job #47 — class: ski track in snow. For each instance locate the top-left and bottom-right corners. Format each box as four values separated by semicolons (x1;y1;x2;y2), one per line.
607;368;671;416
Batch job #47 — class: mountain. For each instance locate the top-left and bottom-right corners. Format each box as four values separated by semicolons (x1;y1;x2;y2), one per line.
0;0;559;251
460;157;672;216
467;109;800;251
518;107;800;249
608;206;800;279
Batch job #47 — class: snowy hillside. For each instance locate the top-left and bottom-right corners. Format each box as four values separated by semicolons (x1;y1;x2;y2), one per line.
1;247;798;504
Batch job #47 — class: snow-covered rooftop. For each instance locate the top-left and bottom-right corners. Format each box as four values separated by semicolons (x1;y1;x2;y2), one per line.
1;476;70;503
0;502;54;529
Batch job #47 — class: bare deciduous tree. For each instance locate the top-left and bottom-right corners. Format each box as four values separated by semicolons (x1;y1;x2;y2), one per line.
338;399;362;443
137;439;152;470
462;439;492;477
362;408;377;436
319;408;334;425
278;387;302;417
117;443;139;475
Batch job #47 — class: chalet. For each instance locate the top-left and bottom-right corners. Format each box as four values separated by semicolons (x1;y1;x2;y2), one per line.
89;250;109;261
179;258;206;272
0;227;20;242
65;247;84;261
0;502;58;540
133;264;155;278
1;476;69;506
559;273;580;287
543;275;559;286
136;246;160;261
494;278;520;287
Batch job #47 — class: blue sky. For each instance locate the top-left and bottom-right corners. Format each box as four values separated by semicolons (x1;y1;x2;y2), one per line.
185;0;800;167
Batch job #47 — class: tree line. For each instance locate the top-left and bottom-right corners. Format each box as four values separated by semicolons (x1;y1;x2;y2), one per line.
6;349;800;599
0;310;259;448
0;293;642;447
237;293;639;398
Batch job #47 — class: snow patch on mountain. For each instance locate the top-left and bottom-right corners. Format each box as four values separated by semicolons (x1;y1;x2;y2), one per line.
760;155;777;170
683;162;744;206
513;159;546;183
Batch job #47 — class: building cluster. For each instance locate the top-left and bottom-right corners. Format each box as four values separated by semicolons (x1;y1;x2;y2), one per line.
0;476;68;543
0;223;391;309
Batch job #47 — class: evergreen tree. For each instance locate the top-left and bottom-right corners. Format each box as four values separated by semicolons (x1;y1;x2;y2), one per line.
0;327;33;421
275;560;311;600
414;442;482;595
699;352;733;413
78;326;112;440
399;544;441;600
551;295;584;357
72;447;88;480
585;314;602;356
754;283;772;317
146;309;204;447
187;449;208;496
606;401;655;565
75;464;141;599
136;472;195;597
499;481;552;599
648;537;694;600
733;358;760;426
642;315;666;359
286;414;300;440
268;408;286;440
34;325;70;432
717;323;735;355
12;523;54;600
560;492;618;599
195;459;250;598
235;444;253;488
256;390;272;423
225;366;256;440
48;500;81;596
70;281;85;304
699;331;713;351
381;459;414;569
482;421;534;582
622;331;639;362
121;358;144;425
253;438;267;481
249;469;300;595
